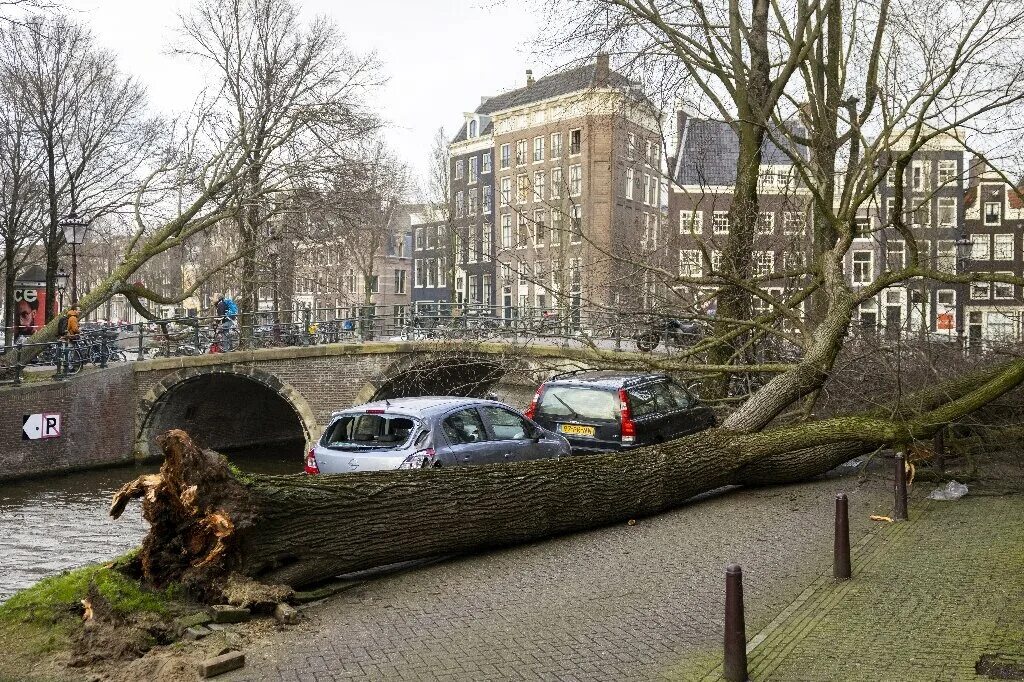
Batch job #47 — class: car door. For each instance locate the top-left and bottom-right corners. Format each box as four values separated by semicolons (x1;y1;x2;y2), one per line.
479;405;561;461
436;407;493;467
665;382;715;435
625;383;670;445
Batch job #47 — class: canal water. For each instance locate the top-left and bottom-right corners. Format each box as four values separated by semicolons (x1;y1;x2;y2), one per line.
0;441;304;603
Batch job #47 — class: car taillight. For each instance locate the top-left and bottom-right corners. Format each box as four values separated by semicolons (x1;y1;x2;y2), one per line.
618;388;636;444
525;386;544;419
304;448;320;475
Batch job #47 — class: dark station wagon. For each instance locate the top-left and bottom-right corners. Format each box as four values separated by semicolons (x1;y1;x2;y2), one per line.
525;372;717;453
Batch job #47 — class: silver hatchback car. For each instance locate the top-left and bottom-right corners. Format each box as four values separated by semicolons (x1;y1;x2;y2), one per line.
305;396;571;474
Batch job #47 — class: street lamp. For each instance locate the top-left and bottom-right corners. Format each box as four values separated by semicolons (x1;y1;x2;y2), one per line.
55;268;69;311
954;233;972;349
59;211;90;305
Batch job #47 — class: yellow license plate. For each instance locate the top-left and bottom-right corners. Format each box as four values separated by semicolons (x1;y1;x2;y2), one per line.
559;424;596;437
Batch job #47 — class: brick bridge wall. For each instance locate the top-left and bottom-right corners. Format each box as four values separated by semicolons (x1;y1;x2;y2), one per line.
1;341;612;479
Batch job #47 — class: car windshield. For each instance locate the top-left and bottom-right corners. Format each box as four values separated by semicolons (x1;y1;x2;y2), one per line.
321;414;419;450
537;386;619;421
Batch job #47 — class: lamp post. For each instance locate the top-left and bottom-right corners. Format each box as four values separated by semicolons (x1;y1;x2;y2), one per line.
955;233;972;350
55;268;69;312
59;211;90;305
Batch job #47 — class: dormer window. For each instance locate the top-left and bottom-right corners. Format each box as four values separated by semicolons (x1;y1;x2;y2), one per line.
468;119;478;138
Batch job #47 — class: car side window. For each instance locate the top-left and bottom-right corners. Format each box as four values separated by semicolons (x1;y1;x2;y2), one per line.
666;382;694;409
626;386;658;417
442;408;488;445
480;406;531;440
651;382;685;410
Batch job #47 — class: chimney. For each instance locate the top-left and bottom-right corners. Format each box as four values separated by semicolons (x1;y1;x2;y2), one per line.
526;69;535;87
595;53;610;84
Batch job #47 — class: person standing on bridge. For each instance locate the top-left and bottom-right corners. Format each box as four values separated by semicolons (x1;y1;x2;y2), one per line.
213;293;238;352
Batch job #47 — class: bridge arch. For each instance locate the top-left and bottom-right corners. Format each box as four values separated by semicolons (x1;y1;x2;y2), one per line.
136;366;319;460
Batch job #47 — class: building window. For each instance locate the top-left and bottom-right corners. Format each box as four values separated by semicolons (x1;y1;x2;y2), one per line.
469;275;479;303
394;269;406;294
482;274;493;305
534;171;545;202
501;214;513;248
483;186;492;214
647;140;658;166
984;202;1001;225
987;311;1017;340
783;211;805;236
783;250;806;271
713;211;730;235
516;139;527;166
994;273;1015;300
647;174;658;205
518;261;528;286
641;173;651;205
468;190;479;216
642;213;657;251
570;205;583;243
912;200;930;227
413;260;424;288
753;251;774;278
414;227;424;251
757;212;774;235
551;132;563;158
500;144;510;169
570;129;581;155
852;251;873;284
627;132;636;161
533;136;544;163
994;234;1014;260
938;159;956;185
468;156;478;184
911;160;927;191
971;234;991;260
679;249;702;278
625;168;634;199
482;152;491;174
366;274;379;294
971;281;990;300
711;250;723;272
517;213;529;248
550;167;562;199
936;240;955;273
454;159;464;180
679;210;702;234
482;223;492;259
346;269;356;293
854;217;872;239
937;197;956;227
455;191;464;218
888;240;905;270
517;174;529;204
500;177;511;206
468;119;478;138
533;210;547;246
569;164;582;196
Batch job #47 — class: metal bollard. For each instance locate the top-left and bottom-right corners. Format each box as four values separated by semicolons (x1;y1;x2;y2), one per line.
136;327;145;361
834;493;851;580
723;564;748;682
894;452;909;521
55;342;68;381
13;343;23;385
99;334;108;369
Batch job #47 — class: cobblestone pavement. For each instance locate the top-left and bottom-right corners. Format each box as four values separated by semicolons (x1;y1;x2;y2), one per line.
226;465;895;681
698;491;1024;681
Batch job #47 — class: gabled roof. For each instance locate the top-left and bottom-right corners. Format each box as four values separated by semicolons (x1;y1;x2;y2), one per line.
674;118;806;186
451;62;636;144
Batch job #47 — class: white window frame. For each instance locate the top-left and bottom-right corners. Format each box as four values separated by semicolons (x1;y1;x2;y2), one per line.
783;211;805;236
569;164;582;197
994;234;1014;260
852;251;873;284
533;136;544;163
757;212;774;236
993;272;1015;300
625;168;634;200
533;171;545;202
984;201;1002;226
753;250;774;279
550;132;562;158
679;249;702;278
937;197;956;227
971;234;991;260
679;210;702;234
712;211;730;235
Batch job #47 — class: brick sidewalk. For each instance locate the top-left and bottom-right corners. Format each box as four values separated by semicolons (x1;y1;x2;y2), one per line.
699;494;1024;681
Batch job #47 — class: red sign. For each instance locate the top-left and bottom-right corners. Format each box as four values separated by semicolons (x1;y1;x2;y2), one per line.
14;287;46;338
937;313;954;330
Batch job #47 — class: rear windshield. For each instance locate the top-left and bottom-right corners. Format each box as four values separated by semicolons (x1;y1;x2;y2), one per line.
537;386;619;421
321;414;419;450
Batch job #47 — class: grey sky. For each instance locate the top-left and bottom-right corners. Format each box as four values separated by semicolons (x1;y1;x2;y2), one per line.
63;0;553;186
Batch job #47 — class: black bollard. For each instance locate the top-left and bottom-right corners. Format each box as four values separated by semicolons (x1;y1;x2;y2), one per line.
894;452;909;521
834;493;851;580
724;564;748;681
934;427;946;472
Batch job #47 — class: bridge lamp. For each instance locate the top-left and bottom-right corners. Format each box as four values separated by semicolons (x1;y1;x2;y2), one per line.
59;211;90;305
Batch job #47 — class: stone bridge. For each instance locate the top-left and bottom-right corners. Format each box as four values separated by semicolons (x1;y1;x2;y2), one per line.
130;341;634;461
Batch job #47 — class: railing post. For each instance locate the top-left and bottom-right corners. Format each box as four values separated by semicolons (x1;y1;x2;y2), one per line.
834;493;851;580
13;342;23;385
195;321;202;353
723;564;748;682
137;325;145;361
99;333;109;369
894;452;909;521
55;341;68;381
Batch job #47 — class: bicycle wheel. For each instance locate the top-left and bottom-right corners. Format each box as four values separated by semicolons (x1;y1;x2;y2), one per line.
64;348;85;375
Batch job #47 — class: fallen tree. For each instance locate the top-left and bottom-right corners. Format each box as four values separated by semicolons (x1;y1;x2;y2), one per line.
110;355;1024;597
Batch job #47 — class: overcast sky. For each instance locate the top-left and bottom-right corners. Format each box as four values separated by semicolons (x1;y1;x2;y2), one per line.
63;0;557;190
